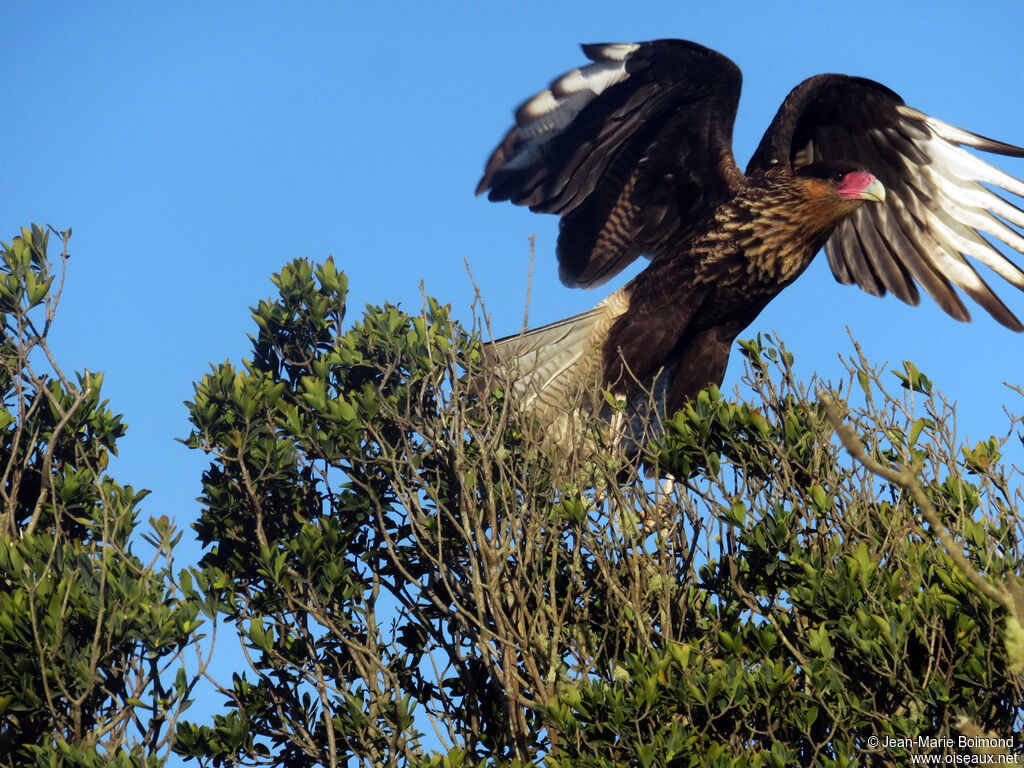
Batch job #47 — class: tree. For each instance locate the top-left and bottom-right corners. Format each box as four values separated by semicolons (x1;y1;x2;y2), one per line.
0;226;203;767
176;256;1024;767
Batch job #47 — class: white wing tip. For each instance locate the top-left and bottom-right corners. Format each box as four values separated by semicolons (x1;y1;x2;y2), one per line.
517;89;559;122
898;104;1024;156
494;48;637;179
581;42;640;62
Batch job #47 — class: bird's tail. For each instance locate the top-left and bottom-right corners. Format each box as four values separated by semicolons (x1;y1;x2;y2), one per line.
483;290;632;445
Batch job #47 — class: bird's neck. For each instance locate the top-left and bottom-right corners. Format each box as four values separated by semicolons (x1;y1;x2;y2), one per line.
697;174;863;285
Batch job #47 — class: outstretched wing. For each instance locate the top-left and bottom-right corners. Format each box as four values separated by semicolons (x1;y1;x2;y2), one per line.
749;75;1024;330
477;39;746;289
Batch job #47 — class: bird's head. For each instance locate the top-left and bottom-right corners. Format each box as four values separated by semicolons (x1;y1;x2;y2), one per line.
797;161;886;204
751;161;886;247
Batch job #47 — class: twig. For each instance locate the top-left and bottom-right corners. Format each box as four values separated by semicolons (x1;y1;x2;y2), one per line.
820;393;1012;613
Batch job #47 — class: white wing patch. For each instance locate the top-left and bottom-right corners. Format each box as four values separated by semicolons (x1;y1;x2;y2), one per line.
501;46;638;172
904;115;1024;294
829;111;1024;329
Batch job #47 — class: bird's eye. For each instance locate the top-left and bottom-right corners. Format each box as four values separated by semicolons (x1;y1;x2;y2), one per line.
831;171;847;184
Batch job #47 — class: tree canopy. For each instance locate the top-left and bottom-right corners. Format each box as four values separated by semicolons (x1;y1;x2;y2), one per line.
0;227;200;767
2;226;1022;767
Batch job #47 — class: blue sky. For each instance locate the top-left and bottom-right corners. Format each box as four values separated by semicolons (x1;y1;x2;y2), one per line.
5;0;1024;745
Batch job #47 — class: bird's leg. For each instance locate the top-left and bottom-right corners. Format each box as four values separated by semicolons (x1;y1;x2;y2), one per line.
606;392;674;537
608;406;626;448
590;395;629;523
644;474;676;537
661;475;675;497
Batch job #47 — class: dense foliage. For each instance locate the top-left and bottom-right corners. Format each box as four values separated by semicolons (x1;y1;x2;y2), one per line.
2;226;1022;766
0;227;201;767
175;256;1024;766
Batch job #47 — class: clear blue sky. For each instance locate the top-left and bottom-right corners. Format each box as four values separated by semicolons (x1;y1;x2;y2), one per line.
5;0;1024;745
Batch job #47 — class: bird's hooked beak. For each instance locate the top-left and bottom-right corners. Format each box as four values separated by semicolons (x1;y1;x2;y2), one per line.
858;177;886;203
837;172;886;203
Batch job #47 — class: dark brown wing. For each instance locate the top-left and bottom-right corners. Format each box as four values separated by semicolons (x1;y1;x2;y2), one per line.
477;39;745;288
749;74;1024;330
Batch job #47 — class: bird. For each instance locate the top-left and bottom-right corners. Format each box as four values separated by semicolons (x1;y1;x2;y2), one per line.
476;39;1024;443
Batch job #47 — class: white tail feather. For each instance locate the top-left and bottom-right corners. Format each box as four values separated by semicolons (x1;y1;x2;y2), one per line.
486;290;629;443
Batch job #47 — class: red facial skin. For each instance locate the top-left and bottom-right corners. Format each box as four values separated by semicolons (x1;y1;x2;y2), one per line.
835;171;885;201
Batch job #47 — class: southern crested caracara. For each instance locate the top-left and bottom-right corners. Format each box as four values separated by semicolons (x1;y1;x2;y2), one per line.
476;39;1024;438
